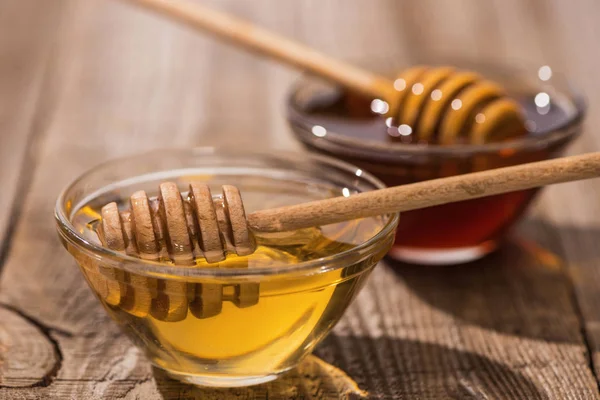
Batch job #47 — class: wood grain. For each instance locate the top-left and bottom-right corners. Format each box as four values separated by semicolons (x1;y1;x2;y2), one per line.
0;306;59;388
0;0;64;254
1;0;600;399
523;0;600;388
0;354;366;399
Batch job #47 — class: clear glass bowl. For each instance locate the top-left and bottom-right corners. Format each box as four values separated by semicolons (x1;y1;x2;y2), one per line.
55;148;398;387
287;60;585;265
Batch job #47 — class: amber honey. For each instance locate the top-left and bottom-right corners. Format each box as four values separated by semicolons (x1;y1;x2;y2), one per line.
63;171;393;386
288;66;583;264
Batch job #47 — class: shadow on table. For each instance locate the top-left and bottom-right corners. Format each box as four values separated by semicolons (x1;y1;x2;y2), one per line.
386;218;595;344
152;335;546;399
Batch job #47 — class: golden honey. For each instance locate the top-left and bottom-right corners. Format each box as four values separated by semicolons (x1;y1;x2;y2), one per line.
66;184;391;385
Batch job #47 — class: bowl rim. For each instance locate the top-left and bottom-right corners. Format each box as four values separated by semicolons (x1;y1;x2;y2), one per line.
55;148;399;279
286;61;586;159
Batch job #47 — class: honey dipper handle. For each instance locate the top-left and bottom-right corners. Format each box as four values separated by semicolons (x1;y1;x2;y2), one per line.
248;153;600;233
119;0;393;100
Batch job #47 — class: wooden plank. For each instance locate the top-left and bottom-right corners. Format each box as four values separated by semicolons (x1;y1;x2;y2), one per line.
0;0;64;253
519;0;600;387
0;0;600;398
324;232;599;399
0;306;58;388
0;354;366;399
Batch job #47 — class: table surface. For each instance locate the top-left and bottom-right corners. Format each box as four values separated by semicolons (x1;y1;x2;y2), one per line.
1;1;600;399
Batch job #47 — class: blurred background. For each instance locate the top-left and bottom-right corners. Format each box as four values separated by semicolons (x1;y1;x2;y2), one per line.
2;0;599;238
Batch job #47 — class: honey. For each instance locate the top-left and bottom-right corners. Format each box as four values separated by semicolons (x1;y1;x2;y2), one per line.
288;70;582;263
66;177;390;383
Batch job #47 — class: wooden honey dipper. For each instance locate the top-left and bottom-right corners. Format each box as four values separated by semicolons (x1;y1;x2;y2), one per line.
91;182;261;321
117;0;525;145
387;66;525;144
98;153;600;265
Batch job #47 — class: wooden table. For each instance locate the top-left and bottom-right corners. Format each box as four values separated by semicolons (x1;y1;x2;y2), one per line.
1;1;600;398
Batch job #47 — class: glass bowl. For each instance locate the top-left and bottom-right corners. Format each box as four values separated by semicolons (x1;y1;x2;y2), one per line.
55;148;398;387
287;60;585;265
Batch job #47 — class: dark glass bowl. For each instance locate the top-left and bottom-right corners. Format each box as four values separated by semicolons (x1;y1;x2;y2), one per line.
287;60;585;264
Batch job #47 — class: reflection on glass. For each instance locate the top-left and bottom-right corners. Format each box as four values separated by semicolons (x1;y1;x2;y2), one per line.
370;98;389;114
538;65;552;81
394;78;406;91
412;83;424;95
311;125;327;137
534;92;550;108
398;124;413;136
525;120;537;132
451;98;462;110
